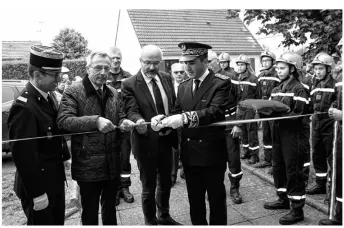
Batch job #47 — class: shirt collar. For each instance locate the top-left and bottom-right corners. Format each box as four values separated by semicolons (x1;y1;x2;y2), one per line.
89;80;103;91
195;69;209;82
30;82;49;100
141;69;159;84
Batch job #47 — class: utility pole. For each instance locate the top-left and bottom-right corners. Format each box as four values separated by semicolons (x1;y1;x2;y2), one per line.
114;9;121;46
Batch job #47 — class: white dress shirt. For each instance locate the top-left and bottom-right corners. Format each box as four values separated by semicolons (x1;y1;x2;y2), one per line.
193;69;209;91
141;70;169;115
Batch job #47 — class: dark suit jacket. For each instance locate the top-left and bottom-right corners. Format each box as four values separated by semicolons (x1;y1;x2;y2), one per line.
121;70;176;158
7;82;70;199
174;70;230;166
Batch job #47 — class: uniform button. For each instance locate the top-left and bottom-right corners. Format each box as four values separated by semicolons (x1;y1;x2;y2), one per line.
187;138;190;141
48;127;51;130
199;140;202;143
41;169;44;171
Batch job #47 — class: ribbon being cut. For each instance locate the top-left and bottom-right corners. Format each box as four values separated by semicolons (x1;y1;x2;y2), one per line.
3;99;324;143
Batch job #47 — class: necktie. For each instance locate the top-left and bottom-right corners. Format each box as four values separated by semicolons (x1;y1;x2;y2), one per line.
193;79;200;97
47;93;56;111
151;77;165;115
97;88;103;99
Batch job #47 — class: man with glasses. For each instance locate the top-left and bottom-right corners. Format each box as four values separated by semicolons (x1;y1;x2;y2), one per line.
57;50;135;225
106;47;134;206
121;45;180;225
7;45;71;225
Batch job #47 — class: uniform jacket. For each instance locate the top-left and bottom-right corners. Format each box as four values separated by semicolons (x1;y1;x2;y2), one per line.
270;77;309;126
8;82;70;199
121;70;176;159
57;75;124;182
232;70;260;103
257;67;280;99
219;67;236;79
332;74;342;124
173;70;230;166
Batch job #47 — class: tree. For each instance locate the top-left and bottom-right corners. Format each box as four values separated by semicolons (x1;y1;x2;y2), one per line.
227;10;342;62
52;28;90;59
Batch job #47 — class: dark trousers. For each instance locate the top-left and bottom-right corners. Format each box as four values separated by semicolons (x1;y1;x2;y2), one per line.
225;130;242;185
262;120;273;162
78;178;118;225
335;125;342;200
119;134;132;189
21;191;65;225
171;148;180;181
300;119;311;184
272;120;306;210
136;139;173;224
241;122;259;156
312;119;334;185
184;163;227;225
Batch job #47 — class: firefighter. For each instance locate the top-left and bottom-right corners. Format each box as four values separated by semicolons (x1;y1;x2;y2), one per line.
254;51;279;169
232;54;260;164
319;38;342;225
218;52;236;78
306;53;336;198
263;52;309;225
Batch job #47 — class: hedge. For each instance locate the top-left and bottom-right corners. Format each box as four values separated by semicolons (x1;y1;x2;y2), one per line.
2;59;87;80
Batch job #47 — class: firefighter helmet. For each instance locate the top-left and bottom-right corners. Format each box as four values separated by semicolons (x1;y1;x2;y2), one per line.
260;51;276;62
208;50;218;61
218;52;231;62
311;52;335;68
235;54;250;65
275;52;303;71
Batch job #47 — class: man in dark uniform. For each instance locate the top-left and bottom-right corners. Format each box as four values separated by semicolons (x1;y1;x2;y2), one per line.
7;45;71;225
218;52;236;78
153;42;230;225
255;51;279;169
107;47;134;205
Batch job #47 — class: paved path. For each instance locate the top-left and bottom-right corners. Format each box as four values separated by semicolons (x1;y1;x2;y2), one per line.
64;154;327;225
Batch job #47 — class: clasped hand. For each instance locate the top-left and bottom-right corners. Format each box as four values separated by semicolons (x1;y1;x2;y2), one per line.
150;114;184;131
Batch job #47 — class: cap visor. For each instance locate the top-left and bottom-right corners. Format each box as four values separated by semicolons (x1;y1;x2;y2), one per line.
179;55;199;62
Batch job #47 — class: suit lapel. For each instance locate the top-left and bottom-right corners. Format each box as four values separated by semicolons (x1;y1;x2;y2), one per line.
189;72;213;110
158;73;172;111
26;83;56;115
183;79;194;110
137;71;157;114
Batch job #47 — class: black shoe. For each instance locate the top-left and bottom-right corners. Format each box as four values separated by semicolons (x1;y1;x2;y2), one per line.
279;209;304;225
264;198;290;210
230;188;243;204
120;187;134;203
318;218;342;225
145;217;158;225
248;155;259;164
115;191;120;206
306;184;326;195
253;160;271;168
157;215;181;225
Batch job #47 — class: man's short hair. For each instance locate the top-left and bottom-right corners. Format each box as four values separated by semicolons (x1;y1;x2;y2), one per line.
86;51;111;67
28;64;41;78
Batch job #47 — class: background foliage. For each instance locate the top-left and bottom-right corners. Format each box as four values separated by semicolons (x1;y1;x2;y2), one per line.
227;10;342;62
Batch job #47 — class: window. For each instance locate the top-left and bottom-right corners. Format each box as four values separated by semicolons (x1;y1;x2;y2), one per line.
2;87;15;103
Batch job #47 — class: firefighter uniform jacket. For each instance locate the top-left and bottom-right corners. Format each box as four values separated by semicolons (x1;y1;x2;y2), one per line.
257;67;280;100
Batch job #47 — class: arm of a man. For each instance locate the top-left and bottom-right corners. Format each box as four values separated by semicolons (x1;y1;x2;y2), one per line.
121;79;144;122
57;87;99;132
8;104;45;199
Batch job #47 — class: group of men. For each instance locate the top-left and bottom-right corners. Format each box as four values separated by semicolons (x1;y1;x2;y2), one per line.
7;37;342;226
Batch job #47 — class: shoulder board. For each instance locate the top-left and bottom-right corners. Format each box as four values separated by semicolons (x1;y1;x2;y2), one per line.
17;96;27;103
215;73;230;80
180;78;191;84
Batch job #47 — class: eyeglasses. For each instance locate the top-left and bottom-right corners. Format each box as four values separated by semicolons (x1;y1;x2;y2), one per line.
91;65;111;72
173;71;185;74
141;60;160;66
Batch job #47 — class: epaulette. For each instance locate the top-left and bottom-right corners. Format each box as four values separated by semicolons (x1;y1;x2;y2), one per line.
17;95;28;104
215;73;230;80
180;78;191;84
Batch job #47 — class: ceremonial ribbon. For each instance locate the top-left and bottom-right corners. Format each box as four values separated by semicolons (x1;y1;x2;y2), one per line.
2;112;326;144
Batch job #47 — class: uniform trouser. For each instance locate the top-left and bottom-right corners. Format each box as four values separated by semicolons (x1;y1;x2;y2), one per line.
78;178;118;225
225;129;243;188
241;122;259;157
136;138;173;223
119;133;132;189
300;119;311;184
262;121;273;162
312;119;334;186
272;120;306;211
183;163;227;225
171;148;180;181
21;191;65;225
332;124;342;221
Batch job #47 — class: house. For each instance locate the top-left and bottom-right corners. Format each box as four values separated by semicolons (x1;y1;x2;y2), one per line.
116;9;263;75
2;41;42;61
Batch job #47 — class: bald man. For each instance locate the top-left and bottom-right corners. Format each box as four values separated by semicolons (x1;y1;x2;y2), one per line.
121;45;180;225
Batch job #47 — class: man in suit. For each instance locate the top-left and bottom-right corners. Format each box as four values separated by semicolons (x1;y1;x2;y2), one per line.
152;42;230;225
121;45;181;225
7;45;71;225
